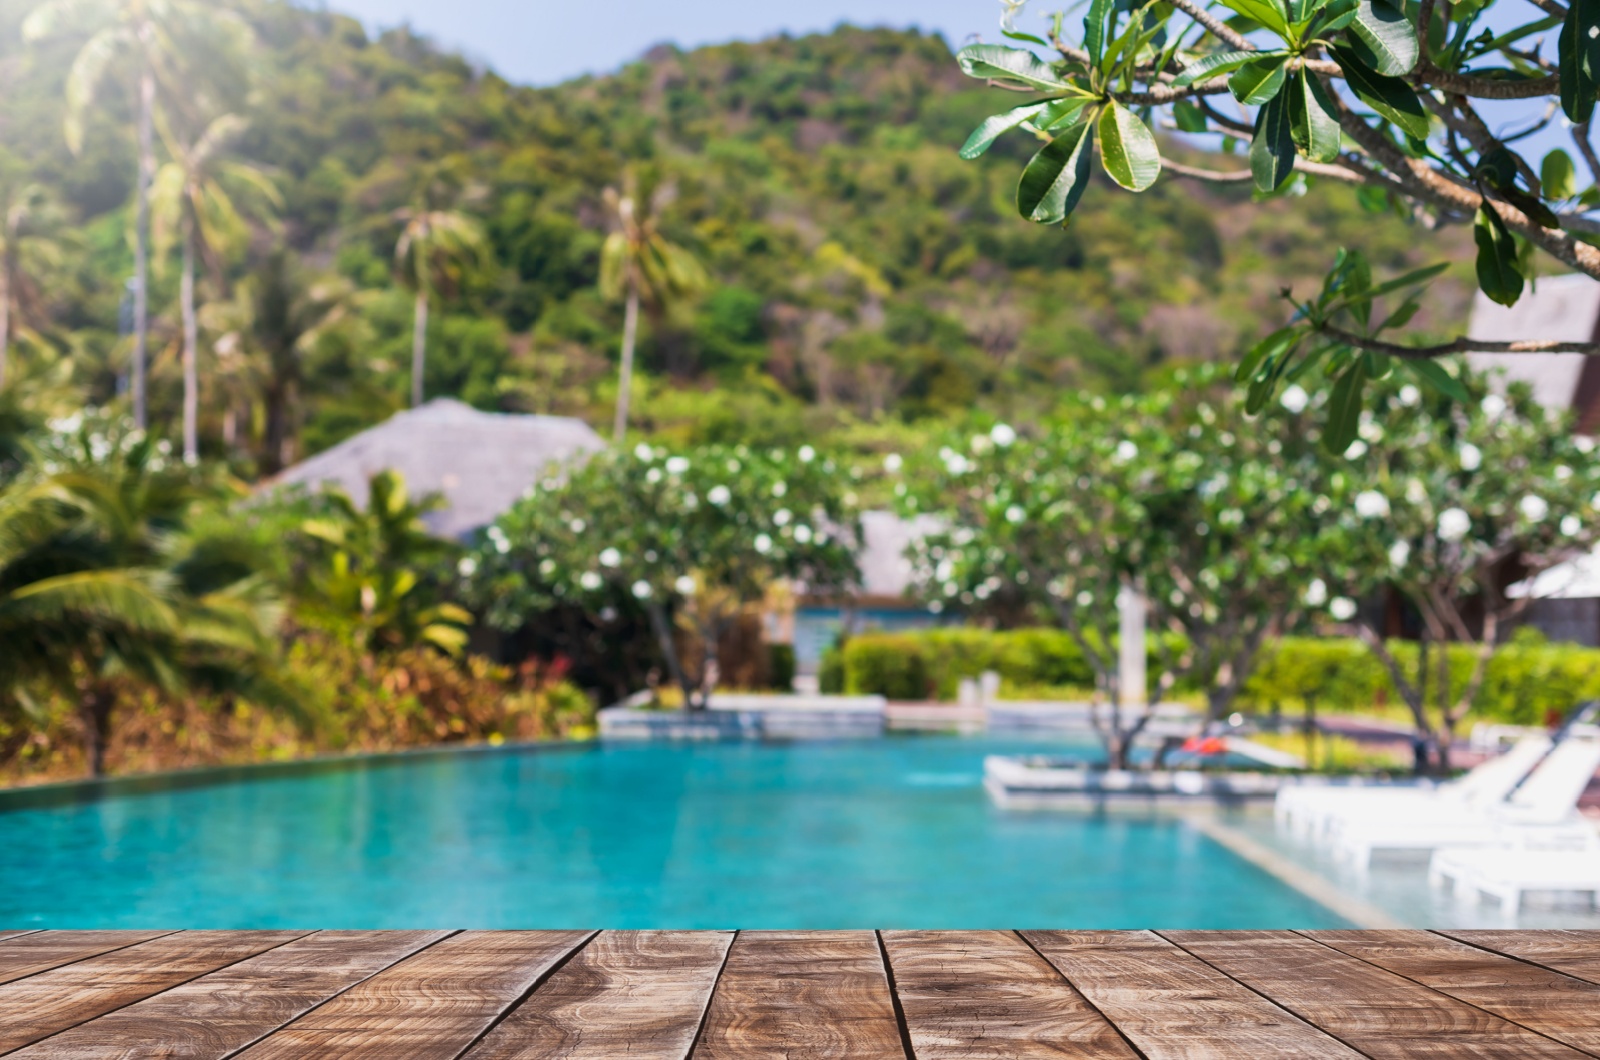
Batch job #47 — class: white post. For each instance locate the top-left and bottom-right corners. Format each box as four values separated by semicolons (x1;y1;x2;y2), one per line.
1118;581;1147;711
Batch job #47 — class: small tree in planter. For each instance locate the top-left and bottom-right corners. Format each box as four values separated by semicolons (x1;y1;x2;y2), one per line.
904;399;1160;767
465;443;858;711
1318;375;1600;771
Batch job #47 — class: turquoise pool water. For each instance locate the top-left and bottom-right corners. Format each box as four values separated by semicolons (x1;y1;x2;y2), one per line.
0;737;1347;928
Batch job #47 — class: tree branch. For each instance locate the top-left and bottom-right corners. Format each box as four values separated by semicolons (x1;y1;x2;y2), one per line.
1416;63;1560;99
1162;157;1373;185
1317;322;1600;358
1169;0;1256;52
1576;122;1600;187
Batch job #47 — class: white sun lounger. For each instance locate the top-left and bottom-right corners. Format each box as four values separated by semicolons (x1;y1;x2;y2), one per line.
1274;735;1552;839
1430;841;1600;915
1330;737;1600;870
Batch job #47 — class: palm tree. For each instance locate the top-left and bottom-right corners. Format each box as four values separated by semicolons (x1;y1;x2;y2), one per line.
0;182;65;390
392;196;485;408
599;170;707;442
151;113;280;464
23;0;252;430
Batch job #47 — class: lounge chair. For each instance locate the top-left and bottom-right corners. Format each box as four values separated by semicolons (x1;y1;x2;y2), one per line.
1274;735;1552;839
1330;737;1600;870
1430;835;1600;915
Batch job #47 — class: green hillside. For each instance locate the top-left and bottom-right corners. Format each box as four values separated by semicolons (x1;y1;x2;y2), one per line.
0;1;1470;471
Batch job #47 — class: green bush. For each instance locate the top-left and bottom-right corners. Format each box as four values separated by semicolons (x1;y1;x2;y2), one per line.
818;645;845;694
841;628;1093;700
768;643;797;692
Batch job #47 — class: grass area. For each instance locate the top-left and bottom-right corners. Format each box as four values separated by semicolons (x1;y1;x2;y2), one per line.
1249;731;1410;774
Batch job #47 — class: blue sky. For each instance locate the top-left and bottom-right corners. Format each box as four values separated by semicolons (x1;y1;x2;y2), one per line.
323;0;1001;85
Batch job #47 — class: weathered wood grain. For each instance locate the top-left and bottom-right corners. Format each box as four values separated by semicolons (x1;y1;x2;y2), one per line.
464;930;731;1059
6;930;448;1060
230;930;593;1060
1440;931;1600;988
1024;930;1363;1059
883;930;1136;1059
1165;929;1593;1059
1306;931;1600;1057
0;930;174;986
0;930;303;1054
693;930;906;1060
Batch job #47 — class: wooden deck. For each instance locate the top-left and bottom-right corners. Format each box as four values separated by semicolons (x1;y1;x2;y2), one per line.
0;929;1596;1057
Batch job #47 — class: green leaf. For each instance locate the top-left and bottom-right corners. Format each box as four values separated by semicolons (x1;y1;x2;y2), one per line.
1291;70;1343;163
1377;293;1423;331
1017;120;1097;224
960;103;1050;159
1498;186;1562;229
1560;0;1600;124
1238;326;1301;385
1543;148;1579;200
1173;49;1262;86
1097;103;1162;191
1229;55;1291;105
957;44;1070;91
1349;0;1420;76
1218;0;1291;36
1324;358;1367;455
1085;0;1115;66
1361;261;1449;299
1329;45;1431;139
1473;204;1525;306
1173;99;1209;132
1038;97;1095;130
1404;358;1470;402
1250;91;1297;192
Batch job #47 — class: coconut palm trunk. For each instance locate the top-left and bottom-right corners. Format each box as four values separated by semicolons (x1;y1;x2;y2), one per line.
612;282;639;442
411;289;428;408
131;66;154;429
180;215;199;464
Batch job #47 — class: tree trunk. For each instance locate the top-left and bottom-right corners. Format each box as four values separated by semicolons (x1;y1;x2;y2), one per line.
646;601;696;713
132;67;155;430
613;285;639;442
78;682;116;778
411;289;428;408
181;220;199;464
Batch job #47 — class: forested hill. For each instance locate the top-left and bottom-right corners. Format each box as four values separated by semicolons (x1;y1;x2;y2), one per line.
0;1;1469;471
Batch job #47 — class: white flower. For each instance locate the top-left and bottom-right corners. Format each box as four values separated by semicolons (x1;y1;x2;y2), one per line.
944;453;970;475
675;575;697;595
646;468;663;484
633;443;654;461
1458;443;1482;472
569;518;586;534
990;423;1017;447
884;453;903;473
1280;385;1309;414
494;536;510;555
1438;507;1471;542
1303;579;1328;607
726;458;742;473
708;485;732;506
1482;393;1508;419
1578;436;1596;454
1344;440;1368;459
457;557;479;577
599;547;621;568
579;571;603;591
1076;590;1094;607
1563;515;1583;536
1556;465;1574;482
935;559;955;583
794;524;813;543
1354;490;1390;519
774;508;792;526
631;580;653;600
798;445;816;463
772;482;787;497
1405;479;1427;506
1329;597;1358;621
539;558;557;576
1115;440;1138;463
1398;384;1421;407
1000;0;1028;33
1389;540;1411;569
1005;504;1026;524
754;534;773;554
1520;494;1550;522
666;456;690;475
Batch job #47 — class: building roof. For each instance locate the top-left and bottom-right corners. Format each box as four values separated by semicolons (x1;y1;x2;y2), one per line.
1467;274;1600;411
856;510;943;598
1510;547;1600;601
270;399;606;538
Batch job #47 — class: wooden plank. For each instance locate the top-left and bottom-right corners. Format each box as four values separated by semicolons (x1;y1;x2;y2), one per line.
0;930;303;1054
1165;929;1593;1059
1023;930;1363;1060
231;930;593;1060
692;931;905;1060
0;930;174;986
1440;931;1600;988
0;933;38;946
463;930;731;1059
883;930;1137;1059
6;930;449;1060
1307;930;1600;1057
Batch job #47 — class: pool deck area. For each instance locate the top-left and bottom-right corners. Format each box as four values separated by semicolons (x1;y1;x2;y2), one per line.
0;930;1596;1056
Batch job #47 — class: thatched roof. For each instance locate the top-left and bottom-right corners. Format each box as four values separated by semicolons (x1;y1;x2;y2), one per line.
270;399;606;538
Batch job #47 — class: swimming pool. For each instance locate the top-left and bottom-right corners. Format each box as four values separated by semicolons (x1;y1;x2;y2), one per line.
0;736;1348;928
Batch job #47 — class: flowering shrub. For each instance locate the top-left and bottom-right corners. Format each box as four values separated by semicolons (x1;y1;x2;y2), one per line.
465;443;858;709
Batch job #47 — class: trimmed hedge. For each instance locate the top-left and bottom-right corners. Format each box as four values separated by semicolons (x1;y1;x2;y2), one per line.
831;627;1600;724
